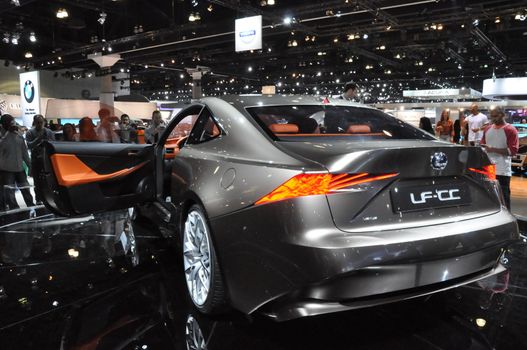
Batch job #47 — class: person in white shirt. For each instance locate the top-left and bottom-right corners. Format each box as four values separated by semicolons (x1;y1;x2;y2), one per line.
480;107;519;210
145;110;166;144
96;108;120;143
466;103;488;146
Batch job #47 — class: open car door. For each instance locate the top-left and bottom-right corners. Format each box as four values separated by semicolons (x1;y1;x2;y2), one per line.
36;142;156;216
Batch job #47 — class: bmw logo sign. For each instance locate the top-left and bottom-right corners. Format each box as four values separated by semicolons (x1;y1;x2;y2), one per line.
23;80;35;103
430;152;448;170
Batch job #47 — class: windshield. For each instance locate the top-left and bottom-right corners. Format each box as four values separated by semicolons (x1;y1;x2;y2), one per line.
246;105;435;141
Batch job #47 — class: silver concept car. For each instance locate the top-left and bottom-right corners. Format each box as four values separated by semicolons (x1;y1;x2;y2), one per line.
38;95;519;321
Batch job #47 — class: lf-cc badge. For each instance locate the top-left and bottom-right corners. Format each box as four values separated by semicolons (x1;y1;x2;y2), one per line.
431;152;448;170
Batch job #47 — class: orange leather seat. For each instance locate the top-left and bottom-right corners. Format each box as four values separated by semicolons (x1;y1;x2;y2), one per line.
347;124;371;134
269;123;299;134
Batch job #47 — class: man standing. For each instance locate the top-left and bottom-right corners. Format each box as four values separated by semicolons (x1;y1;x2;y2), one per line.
338;81;358;101
96;108;120;143
466;104;488;146
26;114;55;151
480;107;519;210
145;110;165;144
25;114;55;204
0;114;34;210
118;114;138;143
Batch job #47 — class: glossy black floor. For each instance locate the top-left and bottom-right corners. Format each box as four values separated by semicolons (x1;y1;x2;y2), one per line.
0;207;526;350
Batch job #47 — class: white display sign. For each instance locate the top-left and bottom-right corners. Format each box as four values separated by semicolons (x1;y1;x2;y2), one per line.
482;77;527;99
235;15;262;52
19;71;41;127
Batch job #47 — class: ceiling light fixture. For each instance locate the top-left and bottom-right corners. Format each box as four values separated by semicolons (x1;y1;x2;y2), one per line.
29;32;36;42
24;52;33;58
11;33;19;45
283;16;292;25
189;12;201;22
56;8;69;19
10;0;20;6
98;12;107;25
495;17;501;23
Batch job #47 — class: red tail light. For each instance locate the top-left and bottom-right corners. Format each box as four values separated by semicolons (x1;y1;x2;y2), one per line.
255;172;398;205
469;164;496;180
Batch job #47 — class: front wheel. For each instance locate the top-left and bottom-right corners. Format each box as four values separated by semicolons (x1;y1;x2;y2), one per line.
183;204;226;314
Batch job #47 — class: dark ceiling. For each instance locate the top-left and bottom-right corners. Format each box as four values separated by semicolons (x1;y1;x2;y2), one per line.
2;0;527;102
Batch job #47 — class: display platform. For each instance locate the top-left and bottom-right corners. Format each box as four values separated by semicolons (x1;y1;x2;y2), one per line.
0;204;525;349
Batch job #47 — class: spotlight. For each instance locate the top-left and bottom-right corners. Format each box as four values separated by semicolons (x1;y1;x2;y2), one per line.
495;17;501;23
24;52;33;58
188;12;201;21
56;8;69;19
10;0;20;6
2;33;9;44
29;32;36;42
98;12;107;25
207;4;213;12
283;16;292;25
362;33;369;39
472;19;479;26
267;0;275;4
515;13;526;21
11;33;19;45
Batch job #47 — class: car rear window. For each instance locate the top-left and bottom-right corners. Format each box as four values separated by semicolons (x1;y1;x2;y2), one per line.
246;105;434;141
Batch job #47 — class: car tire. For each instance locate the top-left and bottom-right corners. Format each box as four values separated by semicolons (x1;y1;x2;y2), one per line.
182;204;226;314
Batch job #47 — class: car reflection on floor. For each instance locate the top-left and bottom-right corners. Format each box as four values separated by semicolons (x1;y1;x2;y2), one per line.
0;211;526;350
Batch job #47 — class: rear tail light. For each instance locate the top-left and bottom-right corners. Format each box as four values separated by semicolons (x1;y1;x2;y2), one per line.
255;172;398;205
469;164;496;181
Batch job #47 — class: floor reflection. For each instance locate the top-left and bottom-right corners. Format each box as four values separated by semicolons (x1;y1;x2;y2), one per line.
0;211;526;350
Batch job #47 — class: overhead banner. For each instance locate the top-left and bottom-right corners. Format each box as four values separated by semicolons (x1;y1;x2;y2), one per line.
19;71;41;127
235;15;262;52
482;77;527;100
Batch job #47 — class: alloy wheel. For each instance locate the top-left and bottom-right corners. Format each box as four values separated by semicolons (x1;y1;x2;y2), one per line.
183;209;212;307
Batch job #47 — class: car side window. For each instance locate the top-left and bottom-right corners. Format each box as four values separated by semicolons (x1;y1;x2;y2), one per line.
167;115;200;139
186;108;222;145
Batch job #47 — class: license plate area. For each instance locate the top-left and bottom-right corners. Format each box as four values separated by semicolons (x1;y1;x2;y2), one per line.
391;181;471;212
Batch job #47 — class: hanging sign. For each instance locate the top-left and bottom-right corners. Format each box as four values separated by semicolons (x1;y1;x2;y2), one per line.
19;71;41;127
235;15;262;52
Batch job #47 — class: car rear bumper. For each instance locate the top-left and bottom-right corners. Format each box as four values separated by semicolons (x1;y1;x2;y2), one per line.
260;261;506;321
209;196;519;319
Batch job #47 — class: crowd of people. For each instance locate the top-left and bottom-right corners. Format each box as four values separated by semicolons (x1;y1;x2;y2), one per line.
419;103;520;210
0;109;165;211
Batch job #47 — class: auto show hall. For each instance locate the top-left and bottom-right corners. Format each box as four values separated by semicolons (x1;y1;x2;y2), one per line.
2;0;527;349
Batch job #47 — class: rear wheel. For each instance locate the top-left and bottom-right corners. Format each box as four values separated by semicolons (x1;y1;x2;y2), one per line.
183;204;226;313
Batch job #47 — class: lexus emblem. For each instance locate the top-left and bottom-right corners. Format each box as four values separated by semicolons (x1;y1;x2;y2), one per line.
431;152;448;170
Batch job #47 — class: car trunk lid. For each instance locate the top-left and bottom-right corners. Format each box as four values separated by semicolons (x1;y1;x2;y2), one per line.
277;140;502;231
